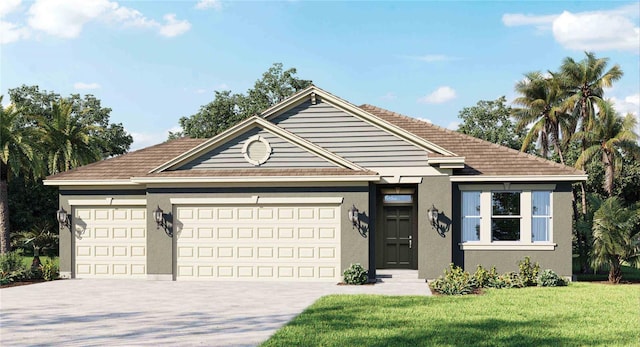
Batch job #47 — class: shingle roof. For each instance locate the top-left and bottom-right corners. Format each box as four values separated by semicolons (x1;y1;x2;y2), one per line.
46;138;207;180
359;104;584;176
47;101;584;182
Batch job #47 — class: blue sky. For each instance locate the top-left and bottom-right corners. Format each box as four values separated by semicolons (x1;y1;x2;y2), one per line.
2;0;639;150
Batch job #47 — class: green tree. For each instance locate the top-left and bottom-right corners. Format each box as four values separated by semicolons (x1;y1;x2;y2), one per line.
560;52;623;214
174;63;312;139
574;101;639;198
513;71;574;163
8;85;132;158
0;99;42;253
457;96;527;150
590;197;640;283
38;101;103;175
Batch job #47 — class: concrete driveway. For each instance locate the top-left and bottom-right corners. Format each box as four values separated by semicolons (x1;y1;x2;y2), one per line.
1;277;429;347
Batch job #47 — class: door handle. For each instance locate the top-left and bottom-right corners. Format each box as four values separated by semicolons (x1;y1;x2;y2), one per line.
409;235;412;249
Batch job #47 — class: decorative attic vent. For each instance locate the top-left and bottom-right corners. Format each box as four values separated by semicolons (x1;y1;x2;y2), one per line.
242;135;272;166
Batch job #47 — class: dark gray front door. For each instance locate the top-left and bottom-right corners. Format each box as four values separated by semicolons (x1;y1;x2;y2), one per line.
383;206;415;269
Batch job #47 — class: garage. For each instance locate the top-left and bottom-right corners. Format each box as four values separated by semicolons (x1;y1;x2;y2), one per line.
73;206;147;278
175;199;341;281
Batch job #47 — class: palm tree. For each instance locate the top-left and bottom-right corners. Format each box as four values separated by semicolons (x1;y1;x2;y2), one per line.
574;101;639;197
38;100;102;175
591;197;640;284
560;52;623;214
11;220;58;269
0;97;42;253
513;71;573;164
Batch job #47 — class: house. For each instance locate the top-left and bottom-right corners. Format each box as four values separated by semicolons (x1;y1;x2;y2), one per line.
44;86;586;282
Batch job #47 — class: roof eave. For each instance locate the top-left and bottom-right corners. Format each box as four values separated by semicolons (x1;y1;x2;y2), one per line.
449;174;588;182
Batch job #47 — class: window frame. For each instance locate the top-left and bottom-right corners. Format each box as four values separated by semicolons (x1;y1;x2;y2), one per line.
458;184;556;250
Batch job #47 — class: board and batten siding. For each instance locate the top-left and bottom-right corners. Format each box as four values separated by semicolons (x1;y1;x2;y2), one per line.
179;127;336;170
271;99;429;167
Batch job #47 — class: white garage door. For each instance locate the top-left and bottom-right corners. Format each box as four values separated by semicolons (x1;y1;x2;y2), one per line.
73;207;147;278
176;204;341;281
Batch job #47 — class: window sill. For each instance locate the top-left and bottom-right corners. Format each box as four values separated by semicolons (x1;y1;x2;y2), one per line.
458;242;557;251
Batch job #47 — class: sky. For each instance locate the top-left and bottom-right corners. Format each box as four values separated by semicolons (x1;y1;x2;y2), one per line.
1;0;639;150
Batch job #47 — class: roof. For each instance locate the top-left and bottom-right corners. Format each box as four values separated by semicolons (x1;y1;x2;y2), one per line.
359;104;584;177
45;87;584;184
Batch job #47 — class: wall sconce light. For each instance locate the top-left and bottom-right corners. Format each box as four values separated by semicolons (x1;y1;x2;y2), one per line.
153;205;166;230
56;208;71;230
427;204;439;229
347;204;360;229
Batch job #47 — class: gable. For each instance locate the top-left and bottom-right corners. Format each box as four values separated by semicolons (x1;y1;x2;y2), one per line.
271;98;429;167
177;126;337;170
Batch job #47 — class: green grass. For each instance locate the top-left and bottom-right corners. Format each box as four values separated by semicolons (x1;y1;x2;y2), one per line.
262;283;639;347
576;265;640;282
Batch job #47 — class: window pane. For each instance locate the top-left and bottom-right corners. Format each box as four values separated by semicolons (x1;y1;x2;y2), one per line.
383;195;412;203
492;218;520;241
492;192;521;215
532;191;551;216
462;191;481;216
532;217;549;242
462;217;480;241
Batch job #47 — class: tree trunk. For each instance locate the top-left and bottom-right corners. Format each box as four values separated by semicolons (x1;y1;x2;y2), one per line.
603;150;614;197
0;175;10;254
609;258;622;284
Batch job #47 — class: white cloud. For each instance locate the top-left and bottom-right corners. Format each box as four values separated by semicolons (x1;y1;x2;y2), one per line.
381;92;397;101
130;125;182;150
195;0;222;11
73;82;101;90
0;20;29;44
418;86;457;104
195;88;207;94
503;4;640;52
1;0;191;44
0;0;22;18
403;54;460;63
158;14;191;38
447;121;460;130
610;93;640;116
215;83;230;90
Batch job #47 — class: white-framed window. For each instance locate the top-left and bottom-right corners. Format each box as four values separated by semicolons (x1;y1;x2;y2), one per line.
459;184;555;250
461;191;481;242
532;191;551;242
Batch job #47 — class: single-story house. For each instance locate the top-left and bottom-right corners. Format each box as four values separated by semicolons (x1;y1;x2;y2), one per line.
44;86;586;282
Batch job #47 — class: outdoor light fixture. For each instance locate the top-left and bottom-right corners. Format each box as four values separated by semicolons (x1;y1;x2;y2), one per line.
153;205;165;230
56;208;71;230
427;204;439;229
347;204;360;229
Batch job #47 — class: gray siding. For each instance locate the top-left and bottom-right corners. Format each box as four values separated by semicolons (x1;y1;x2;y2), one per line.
272;99;429;167
178;127;335;170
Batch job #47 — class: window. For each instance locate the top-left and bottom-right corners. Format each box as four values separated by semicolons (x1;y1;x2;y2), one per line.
461;191;481;241
532;191;551;242
458;185;555;250
491;192;521;241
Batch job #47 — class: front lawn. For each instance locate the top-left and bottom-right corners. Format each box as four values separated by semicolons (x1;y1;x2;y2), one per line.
262;283;639;346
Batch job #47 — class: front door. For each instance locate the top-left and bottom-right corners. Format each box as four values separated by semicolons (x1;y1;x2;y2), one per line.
383;206;415;269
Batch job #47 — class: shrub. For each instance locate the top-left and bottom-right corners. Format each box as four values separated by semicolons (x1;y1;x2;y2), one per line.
473;265;499;288
0;250;29;284
518;256;540;287
492;272;525;289
40;259;59;281
538;269;567;287
343;263;368;285
431;264;477;295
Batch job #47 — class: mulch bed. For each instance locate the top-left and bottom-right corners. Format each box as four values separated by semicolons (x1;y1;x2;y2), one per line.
0;279;62;289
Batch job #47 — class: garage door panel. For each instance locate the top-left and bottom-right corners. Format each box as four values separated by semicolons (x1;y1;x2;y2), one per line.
73;207;147;278
176;205;340;281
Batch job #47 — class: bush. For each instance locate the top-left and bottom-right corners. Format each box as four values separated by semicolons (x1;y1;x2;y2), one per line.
491;272;525;289
40;259;59;281
538;269;567;287
473;265;499;288
0;250;29;284
518;256;540;287
343;263;368;285
431;264;477;295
